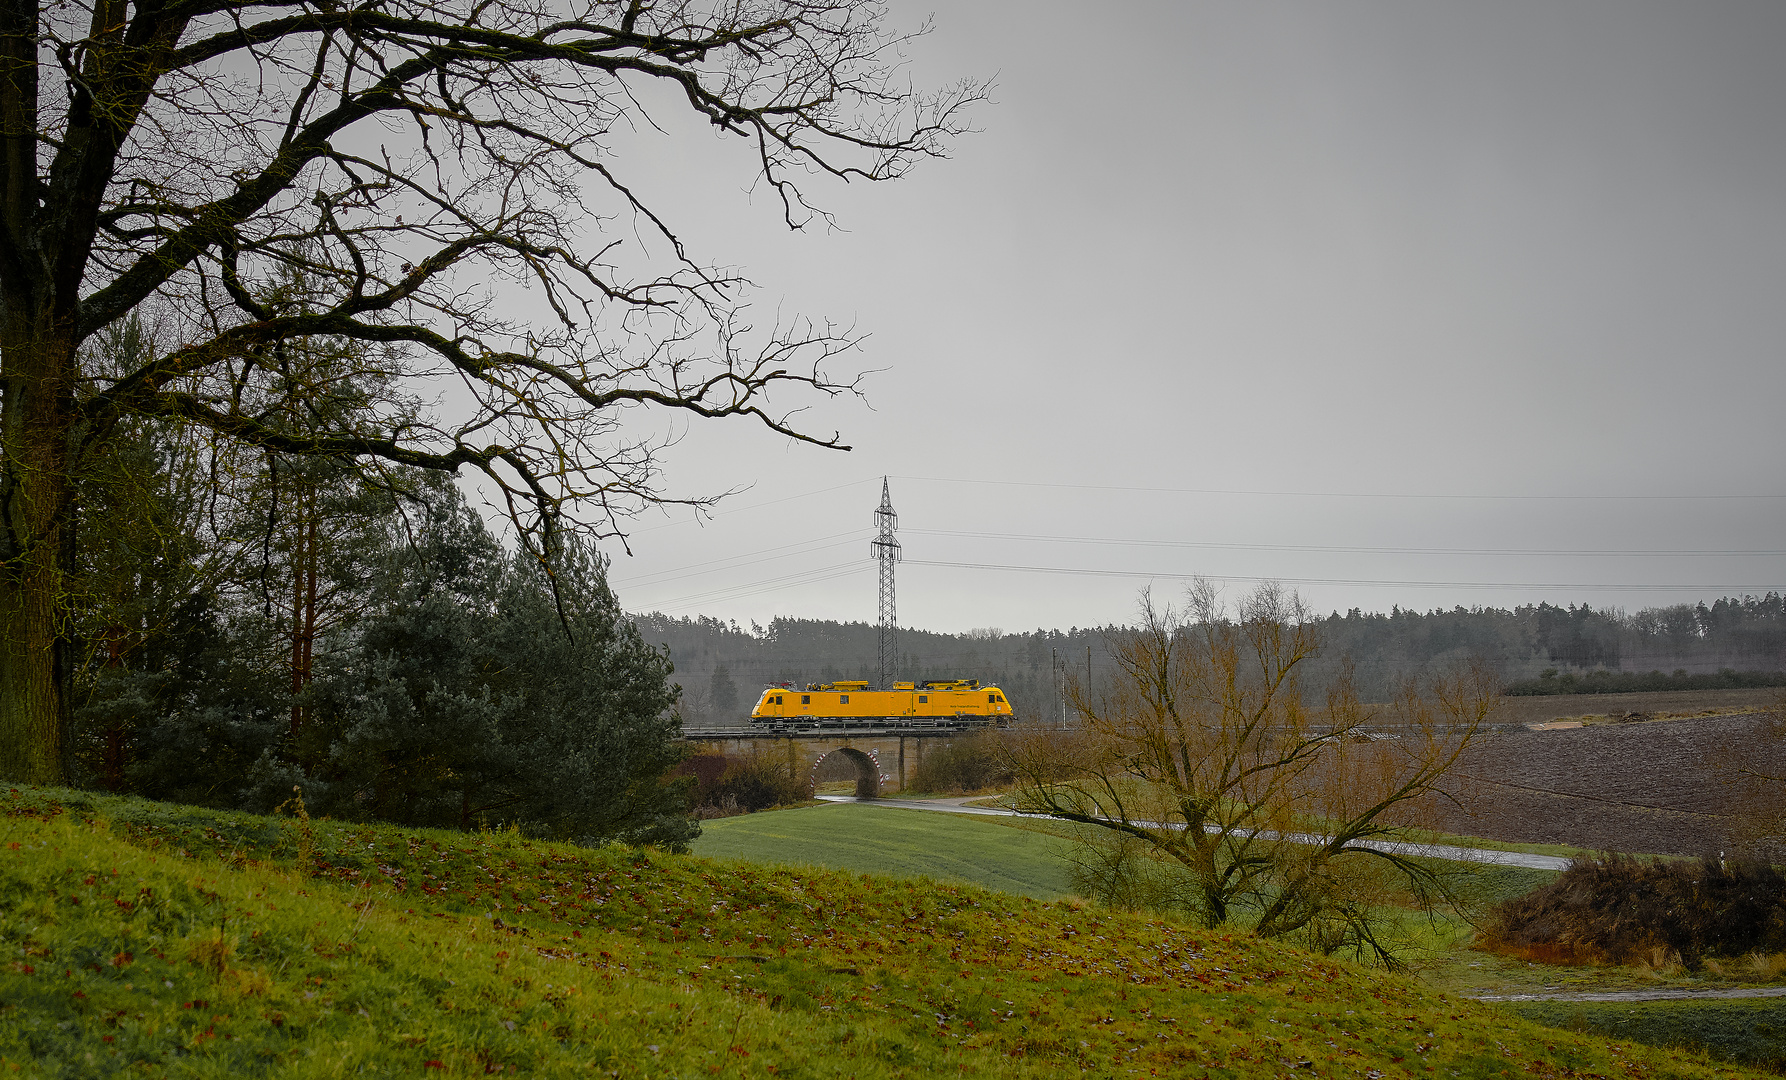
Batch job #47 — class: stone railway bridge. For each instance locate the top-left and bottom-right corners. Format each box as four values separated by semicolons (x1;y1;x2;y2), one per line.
681;723;989;797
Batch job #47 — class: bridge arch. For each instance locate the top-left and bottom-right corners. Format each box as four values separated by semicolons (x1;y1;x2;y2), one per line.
810;746;882;798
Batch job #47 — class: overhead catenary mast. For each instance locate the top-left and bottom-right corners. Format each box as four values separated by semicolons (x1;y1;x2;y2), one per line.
871;477;901;689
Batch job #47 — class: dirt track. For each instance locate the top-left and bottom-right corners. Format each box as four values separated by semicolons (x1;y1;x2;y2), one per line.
1428;712;1786;861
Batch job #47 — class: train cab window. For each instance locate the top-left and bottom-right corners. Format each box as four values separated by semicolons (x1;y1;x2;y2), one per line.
773;695;783;705
988;693;998;703
918;695;928;703
801;694;811;705
840;695;850;704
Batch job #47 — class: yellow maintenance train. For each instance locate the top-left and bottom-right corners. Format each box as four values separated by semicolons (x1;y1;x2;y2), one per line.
749;679;1013;728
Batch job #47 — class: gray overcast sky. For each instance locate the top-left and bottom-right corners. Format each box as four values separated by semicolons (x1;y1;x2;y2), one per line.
582;0;1786;633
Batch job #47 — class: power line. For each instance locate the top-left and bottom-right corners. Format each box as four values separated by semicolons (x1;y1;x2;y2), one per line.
612;469;1785;544
609;529;868;590
607;473;1785;612
644;561;870;612
892;474;1786;502
903;558;1782;594
616;524;1780;601
904;528;1786;559
629;477;879;533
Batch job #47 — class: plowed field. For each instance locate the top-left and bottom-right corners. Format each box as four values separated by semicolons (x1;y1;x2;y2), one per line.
1491;686;1779;725
1428;712;1786;861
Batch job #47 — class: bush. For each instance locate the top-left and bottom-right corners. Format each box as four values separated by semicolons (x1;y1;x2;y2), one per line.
911;732;1011;795
676;754;731;804
701;751;807;814
1479;854;1786;969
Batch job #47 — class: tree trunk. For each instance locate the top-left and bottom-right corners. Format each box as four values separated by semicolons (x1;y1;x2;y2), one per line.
0;331;78;785
0;561;72;783
288;482;319;734
289;486;304;734
302;511;316;694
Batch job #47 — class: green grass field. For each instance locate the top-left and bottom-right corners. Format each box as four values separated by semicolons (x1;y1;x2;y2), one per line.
1508;998;1786;1073
691;804;1078;900
0;786;1773;1078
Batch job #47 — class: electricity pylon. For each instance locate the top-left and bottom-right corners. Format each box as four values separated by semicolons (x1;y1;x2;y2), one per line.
871;477;901;689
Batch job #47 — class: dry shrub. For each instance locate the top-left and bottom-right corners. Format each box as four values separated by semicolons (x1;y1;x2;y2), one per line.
273;786;316;873
911;732;1012;795
1635;945;1687;980
1746;951;1786;980
692;750;805;814
1479;854;1786;970
674;754;731;804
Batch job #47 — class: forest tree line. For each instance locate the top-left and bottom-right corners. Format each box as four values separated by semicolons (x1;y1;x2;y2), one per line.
640;593;1786;723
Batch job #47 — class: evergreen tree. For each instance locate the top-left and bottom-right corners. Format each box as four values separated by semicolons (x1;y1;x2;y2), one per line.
708;665;740;720
266;506;694;848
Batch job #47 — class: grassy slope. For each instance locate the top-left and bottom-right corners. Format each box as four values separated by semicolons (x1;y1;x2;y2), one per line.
0;788;1770;1080
690;805;1077;900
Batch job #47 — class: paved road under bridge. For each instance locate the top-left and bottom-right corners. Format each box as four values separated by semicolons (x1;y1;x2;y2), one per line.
681;723;990;797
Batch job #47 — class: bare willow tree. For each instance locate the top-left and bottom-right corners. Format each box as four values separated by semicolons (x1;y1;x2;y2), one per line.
1007;582;1497;963
0;0;986;782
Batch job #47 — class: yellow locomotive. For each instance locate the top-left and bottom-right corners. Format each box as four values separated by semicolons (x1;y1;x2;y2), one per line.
749;679;1013;728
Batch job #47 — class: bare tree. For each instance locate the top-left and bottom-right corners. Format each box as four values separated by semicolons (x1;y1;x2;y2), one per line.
0;0;986;782
1006;582;1497;964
